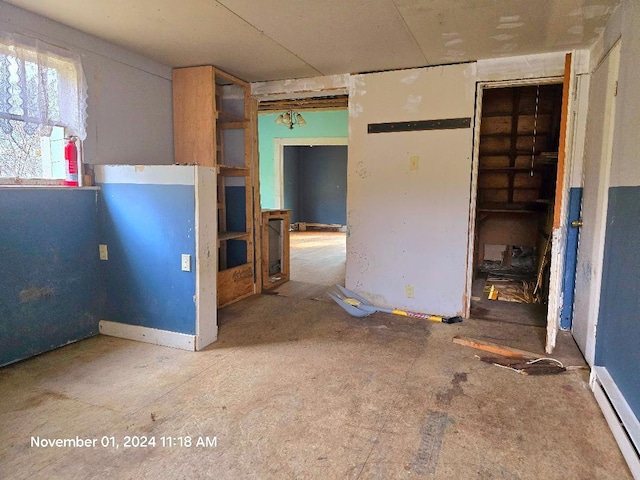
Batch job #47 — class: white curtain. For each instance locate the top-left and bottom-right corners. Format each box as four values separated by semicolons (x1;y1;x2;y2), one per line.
0;31;88;140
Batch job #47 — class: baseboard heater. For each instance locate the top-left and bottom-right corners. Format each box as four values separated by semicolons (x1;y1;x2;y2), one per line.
591;366;640;478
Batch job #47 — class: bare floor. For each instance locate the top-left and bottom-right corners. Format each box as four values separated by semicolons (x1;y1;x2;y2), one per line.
470;275;547;328
270;231;346;301
0;294;632;479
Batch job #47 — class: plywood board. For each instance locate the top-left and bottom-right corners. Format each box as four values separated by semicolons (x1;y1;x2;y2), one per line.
218;264;255;308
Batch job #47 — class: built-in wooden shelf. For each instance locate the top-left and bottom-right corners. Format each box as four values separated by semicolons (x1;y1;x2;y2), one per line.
218;231;249;243
217;165;250;176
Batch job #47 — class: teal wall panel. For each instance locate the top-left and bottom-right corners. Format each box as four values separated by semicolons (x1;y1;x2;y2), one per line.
258;110;348;208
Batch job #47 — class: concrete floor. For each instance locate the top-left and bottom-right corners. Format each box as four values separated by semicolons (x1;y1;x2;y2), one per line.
0;293;632;479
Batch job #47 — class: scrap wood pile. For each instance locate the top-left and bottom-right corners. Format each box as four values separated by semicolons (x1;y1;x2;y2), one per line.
452;336;585;376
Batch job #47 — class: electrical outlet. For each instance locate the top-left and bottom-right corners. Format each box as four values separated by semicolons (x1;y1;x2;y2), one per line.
181;254;191;272
99;244;108;261
409;155;419;171
405;284;414;298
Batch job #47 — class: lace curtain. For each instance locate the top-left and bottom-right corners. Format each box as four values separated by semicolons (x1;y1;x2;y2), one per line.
0;31;88;140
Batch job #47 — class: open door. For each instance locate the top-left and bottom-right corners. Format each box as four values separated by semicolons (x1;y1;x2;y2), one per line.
544;54;572;353
570;41;621;365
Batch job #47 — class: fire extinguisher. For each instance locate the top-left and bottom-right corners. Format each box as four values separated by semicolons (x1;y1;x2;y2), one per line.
64;136;79;186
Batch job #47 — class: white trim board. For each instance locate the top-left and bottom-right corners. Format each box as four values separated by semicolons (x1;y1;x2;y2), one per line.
99;320;196;351
591;367;640;478
95;165;196;185
465;76;564;333
273;137;348;209
194;166;218;350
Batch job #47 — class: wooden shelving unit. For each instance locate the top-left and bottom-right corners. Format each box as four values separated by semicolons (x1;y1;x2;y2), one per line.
173;66;258;308
477;85;562;212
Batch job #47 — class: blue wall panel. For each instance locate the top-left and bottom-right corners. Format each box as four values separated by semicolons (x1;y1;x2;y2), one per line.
99;183;196;334
283;147;302;223
560;187;583;329
283;145;347;225
0;189;101;366
301;146;347;225
225;186;248;267
595;186;640;416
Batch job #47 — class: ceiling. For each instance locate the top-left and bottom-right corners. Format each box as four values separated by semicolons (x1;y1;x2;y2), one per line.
6;0;620;83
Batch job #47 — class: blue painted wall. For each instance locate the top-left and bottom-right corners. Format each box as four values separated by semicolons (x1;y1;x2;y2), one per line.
283;145;348;224
0;189;101;366
258;110;348;208
560;187;583;329
225;186;248;268
283;147;302;223
595;186;640;416
99;183;196;334
300;146;347;225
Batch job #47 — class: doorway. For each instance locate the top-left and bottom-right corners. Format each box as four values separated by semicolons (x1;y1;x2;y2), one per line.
470;83;564;328
282;144;347;292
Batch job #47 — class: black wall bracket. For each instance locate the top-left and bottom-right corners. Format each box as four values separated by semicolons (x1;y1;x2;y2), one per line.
367;117;472;134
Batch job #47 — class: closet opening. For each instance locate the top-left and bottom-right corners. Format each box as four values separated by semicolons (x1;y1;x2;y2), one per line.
471;83;564;327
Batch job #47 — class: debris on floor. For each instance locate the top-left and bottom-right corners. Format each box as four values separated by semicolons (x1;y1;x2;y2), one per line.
484;277;536;303
329;285;463;323
452;336;541;359
479;356;566;375
453;336;588;376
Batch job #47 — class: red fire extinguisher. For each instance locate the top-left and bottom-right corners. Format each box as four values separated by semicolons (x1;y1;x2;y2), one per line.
64;137;79;186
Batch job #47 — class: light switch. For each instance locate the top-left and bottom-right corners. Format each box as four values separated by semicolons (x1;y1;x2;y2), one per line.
99;244;108;261
181;254;191;272
409;156;419;171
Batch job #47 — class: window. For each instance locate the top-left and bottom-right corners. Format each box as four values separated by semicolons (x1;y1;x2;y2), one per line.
0;32;87;183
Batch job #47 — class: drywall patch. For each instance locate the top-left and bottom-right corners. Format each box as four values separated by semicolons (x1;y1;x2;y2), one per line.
491;33;514;41
401;71;420;84
442;32;463;48
350;102;364;118
497;15;524;29
570;5;613;20
354;159;371;178
444;50;466;61
403;95;423;113
19;287;54;303
495;43;518;54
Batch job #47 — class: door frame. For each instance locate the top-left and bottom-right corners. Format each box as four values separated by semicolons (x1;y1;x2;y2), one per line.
465;73;572;353
273;137;349;209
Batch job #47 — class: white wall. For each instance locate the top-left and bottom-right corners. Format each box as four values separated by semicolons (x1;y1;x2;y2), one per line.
347;63;476;317
599;0;640;188
0;3;174;166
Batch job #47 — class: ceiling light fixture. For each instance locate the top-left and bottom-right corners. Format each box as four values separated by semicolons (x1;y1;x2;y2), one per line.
275;110;306;129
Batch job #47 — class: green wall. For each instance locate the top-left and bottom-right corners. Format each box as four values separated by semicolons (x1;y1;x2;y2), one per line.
258;110;348;208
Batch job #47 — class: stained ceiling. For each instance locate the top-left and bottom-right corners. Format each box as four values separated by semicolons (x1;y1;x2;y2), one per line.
5;0;620;82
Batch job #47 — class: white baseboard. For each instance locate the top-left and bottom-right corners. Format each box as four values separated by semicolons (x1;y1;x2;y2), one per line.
99;320;196;351
591;366;640;478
